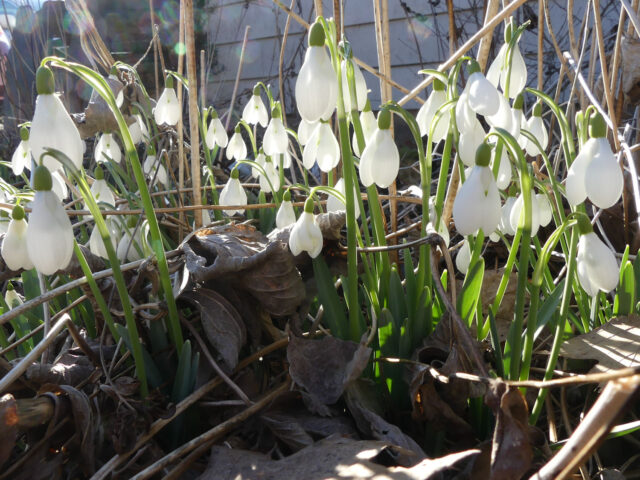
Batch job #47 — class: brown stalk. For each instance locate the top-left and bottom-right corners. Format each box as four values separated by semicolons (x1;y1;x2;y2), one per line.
177;0;186;239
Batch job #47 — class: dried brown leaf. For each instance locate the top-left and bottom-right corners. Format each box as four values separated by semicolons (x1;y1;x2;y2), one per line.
197;435;479;480
180;288;246;372
287;334;371;405
0;394;18;469
560;315;640;372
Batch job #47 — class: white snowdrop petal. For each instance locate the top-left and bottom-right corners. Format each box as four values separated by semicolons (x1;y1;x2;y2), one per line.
500;44;527;98
12;140;32;176
263;118;289;156
458;118;486;167
537;193;553;227
456;239;471;274
91;178;116;207
316;124;340;172
565;139;599;206
206;117;228;149
467;72;500;117
579;233;619;294
295;47;338;122
486;44;507;87
341;58;368;112
2;218;33;270
584;147;623;209
30;94;84;171
276;200;296;229
226;132;247;161
154;88;180;126
219;177;247;216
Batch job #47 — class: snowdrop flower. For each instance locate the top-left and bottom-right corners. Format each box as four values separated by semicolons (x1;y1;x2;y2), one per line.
458;117;486;167
143;152;168;187
1;204;34;271
89;217;119;260
537;193;553;227
226;125;247;161
352;100;377;157
487;31;527;98
490;147;512;190
276;189;297;229
453;143;501;236
90;165;116;207
295;21;338;122
4;283;23;309
303;120;340;172
128;107;150;145
252;150;266;178
456;239;471;274
117;217;145;262
455;88;476;133
26;165;74;275
565;112;623;209
289;198;323;258
576;218;619;296
498;195;517;236
205;109;228;149
259;156;280;193
108;67;124;108
242;85;268;127
298;119;317;146
30;66;84;172
509;190;541;236
94;132;122;164
341;52;368;112
416;79;449;142
154;75;180;126
11;126;32;176
219;168;247;216
263;103;289;156
523;102;549;156
427;197;449;246
359;109;399;189
327;177;360;218
466;60;500;117
486;94;520;138
51;170;68;201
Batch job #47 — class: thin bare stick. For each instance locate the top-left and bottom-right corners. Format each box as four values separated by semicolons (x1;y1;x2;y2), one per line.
0;314;71;394
314;0;323;17
177;0;186;239
279;0;296;127
184;0;202;228
622;0;640;36
224;26;251;131
530;375;640;480
537;0;544;90
89;338;289;480
129;381;290;480
446;0;457;58
475;0;499;71
149;0;159;98
398;0;528;106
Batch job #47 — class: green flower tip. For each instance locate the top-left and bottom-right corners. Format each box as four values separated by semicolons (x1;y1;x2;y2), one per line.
475;142;492;167
504;19;513;43
588;111;607;138
165;74;174;89
6;282;14;291
377;108;391;130
304;197;314;213
19;126;29;142
575;110;584;127
131;105;140;116
467;59;481;75
33;164;52;191
433;78;445;92
308;21;325;47
230;168;240;180
513;94;524;110
339;39;352;59
271;102;282;119
210;108;218;119
126;216;138;229
36;66;55;95
95;165;105;180
234;124;242;133
283;189;292;201
0;210;8;219
252;84;261;96
265;155;273;164
576;214;593;235
533;101;542;117
11;204;25;221
109;65;118;77
363;99;372;112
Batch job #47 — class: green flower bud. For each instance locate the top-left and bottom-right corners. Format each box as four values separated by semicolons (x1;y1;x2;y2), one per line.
36;66;55;95
33;164;53;191
377;108;391;130
308;21;325;47
11;204;25;221
475;142;492;167
589;111;607;138
19;126;29;142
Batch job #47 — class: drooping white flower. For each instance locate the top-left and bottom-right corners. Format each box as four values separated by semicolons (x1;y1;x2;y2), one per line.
154;76;180;126
11;126;32;176
565;113;623;209
276;190;297;229
456;238;471;274
341;57;368;112
205;110;228;149
30;66;84;172
490;147;512;190
4;284;23;309
219;168;247;216
524;103;549;156
509;190;541;236
26;165;74;275
455;88;476;133
458;117;486;167
327;177;360;218
427;197;449;247
298;119;318;146
452;143;501;236
466;61;500;117
1;205;34;271
416;79;449;142
498;195;517;236
226;125;247;161
263;103;289;156
252;150;267;178
242;86;268;127
259;156;280;193
352;101;377;157
303;121;340;172
89;218;119;260
486;94;520;137
143;153;168;187
359;110;399;189
51;170;68;201
537;193;553;227
289;198;323;258
128;110;150;145
90;166;116;207
295;22;338;123
500;43;527;99
576;228;619;296
95;133;122;164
